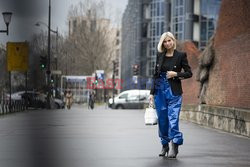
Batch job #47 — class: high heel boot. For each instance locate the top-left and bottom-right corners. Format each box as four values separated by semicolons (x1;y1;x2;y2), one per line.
159;144;169;157
168;142;179;158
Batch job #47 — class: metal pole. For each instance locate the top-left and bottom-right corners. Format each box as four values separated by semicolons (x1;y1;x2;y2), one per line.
66;52;68;75
95;73;97;102
104;73;106;103
9;71;11;112
55;27;58;98
112;61;115;108
60;75;63;101
25;72;28;109
46;0;51;109
6;24;9;35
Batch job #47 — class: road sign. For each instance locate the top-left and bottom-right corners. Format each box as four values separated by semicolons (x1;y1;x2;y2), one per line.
96;70;104;80
7;42;29;72
51;70;62;75
133;76;138;84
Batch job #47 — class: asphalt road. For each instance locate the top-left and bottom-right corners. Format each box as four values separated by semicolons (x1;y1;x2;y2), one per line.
0;104;249;167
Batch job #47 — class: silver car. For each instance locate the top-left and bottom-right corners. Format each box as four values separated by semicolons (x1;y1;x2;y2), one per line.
108;89;150;109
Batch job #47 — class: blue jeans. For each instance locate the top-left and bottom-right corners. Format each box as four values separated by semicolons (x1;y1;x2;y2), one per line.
154;72;183;146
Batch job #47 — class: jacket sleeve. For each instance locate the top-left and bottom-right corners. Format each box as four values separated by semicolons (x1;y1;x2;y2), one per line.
150;54;159;95
176;53;192;79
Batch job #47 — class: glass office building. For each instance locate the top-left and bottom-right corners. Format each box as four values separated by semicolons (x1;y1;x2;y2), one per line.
172;0;185;40
121;0;221;90
148;0;166;76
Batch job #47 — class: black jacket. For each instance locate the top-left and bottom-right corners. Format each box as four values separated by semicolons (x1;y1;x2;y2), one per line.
150;50;192;96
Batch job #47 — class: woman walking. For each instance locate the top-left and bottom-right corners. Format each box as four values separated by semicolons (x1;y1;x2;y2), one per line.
65;90;73;109
149;32;192;158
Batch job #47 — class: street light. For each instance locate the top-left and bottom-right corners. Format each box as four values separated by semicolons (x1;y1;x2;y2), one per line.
0;12;12;35
36;0;53;109
34;0;59;108
35;22;58;34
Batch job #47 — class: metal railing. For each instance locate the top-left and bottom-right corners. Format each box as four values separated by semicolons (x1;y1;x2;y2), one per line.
0;99;26;114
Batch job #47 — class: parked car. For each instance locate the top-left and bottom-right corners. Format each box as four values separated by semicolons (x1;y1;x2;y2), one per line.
108;89;150;109
37;93;65;109
8;91;46;108
53;98;65;109
7;91;64;109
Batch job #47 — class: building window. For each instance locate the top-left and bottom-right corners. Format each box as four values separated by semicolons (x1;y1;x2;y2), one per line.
200;0;221;49
73;19;77;33
171;0;185;40
116;39;120;45
148;0;166;77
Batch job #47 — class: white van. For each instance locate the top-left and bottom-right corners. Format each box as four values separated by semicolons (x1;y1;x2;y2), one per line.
108;89;150;109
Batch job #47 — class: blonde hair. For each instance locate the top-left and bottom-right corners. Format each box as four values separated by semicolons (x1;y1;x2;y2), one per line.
157;32;177;53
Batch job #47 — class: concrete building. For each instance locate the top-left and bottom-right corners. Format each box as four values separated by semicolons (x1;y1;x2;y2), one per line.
68;13;120;76
121;0;152;90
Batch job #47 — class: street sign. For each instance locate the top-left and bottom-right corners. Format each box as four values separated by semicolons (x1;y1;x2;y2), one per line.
96;70;104;80
133;76;138;84
51;70;62;75
7;42;29;72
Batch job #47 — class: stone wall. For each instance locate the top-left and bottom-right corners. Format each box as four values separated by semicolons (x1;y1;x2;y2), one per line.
181;105;250;138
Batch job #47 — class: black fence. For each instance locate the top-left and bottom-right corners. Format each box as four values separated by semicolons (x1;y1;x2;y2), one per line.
0;96;48;115
0;99;26;114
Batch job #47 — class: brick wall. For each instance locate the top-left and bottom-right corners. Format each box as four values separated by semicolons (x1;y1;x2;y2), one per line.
206;0;250;109
178;41;200;105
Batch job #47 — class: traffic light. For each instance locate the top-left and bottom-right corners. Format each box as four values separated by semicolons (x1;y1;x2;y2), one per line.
133;64;139;76
93;73;98;85
40;56;47;70
50;75;54;83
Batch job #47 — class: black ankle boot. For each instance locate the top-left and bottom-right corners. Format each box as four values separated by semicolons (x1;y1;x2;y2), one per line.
159;144;169;157
168;142;179;158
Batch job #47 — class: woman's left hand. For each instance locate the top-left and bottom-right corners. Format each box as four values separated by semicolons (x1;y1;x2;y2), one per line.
167;71;177;79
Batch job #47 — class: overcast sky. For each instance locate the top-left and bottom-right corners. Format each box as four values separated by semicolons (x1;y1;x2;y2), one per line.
0;0;128;45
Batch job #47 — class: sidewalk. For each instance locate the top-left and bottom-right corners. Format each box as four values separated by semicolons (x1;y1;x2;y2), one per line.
0;106;249;167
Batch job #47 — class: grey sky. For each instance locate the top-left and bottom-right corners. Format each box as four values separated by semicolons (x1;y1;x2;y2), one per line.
0;0;128;45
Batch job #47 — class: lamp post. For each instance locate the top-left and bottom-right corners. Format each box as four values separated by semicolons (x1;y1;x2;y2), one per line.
44;0;51;109
0;12;12;35
1;11;12;111
35;22;58;35
35;0;59;108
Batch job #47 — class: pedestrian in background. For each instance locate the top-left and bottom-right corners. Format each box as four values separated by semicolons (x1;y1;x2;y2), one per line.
149;32;192;158
88;91;95;109
65;89;73;109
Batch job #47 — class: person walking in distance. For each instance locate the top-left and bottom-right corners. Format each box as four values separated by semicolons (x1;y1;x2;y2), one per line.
66;90;73;109
149;32;192;158
88;91;95;109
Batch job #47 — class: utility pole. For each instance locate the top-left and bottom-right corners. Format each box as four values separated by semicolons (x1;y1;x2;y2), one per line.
46;0;51;109
112;60;117;108
55;27;59;98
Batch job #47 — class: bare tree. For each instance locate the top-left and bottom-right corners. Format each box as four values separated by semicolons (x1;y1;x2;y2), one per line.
65;0;117;75
0;45;8;96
